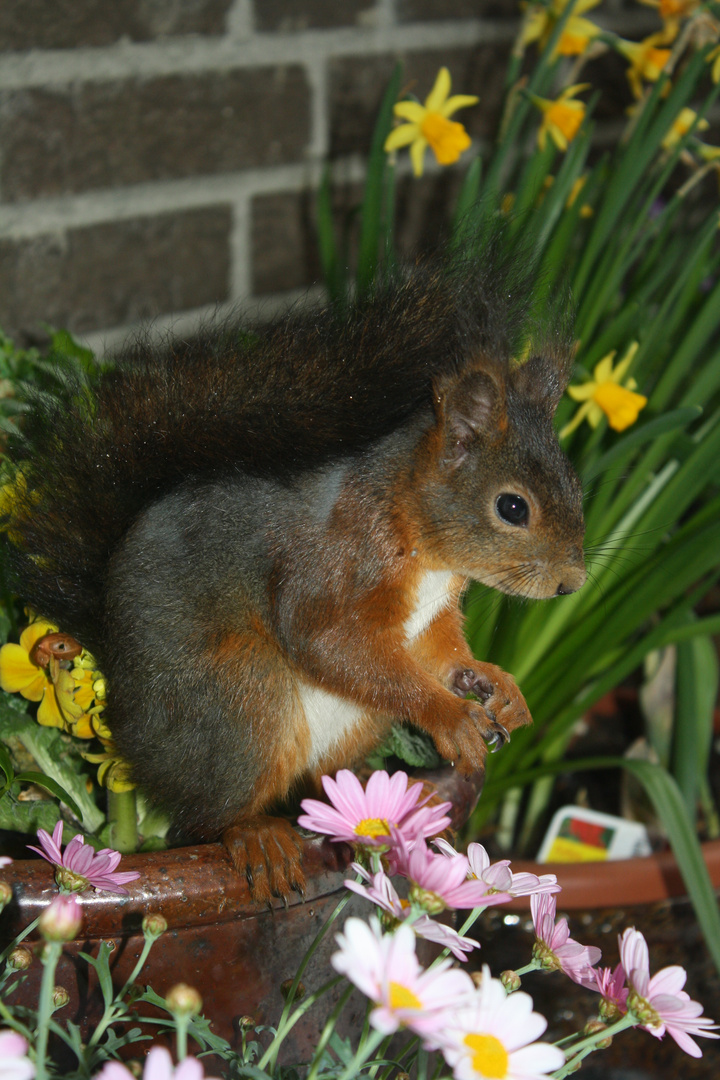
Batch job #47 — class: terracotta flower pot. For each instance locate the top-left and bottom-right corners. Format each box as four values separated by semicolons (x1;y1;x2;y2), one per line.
0;766;483;1065
503;837;720;911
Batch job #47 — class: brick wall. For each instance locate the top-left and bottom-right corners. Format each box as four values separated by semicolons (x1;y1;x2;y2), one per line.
0;0;654;350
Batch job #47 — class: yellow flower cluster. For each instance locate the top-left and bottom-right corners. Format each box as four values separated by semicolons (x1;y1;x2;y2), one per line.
0;613;134;793
521;0;603;58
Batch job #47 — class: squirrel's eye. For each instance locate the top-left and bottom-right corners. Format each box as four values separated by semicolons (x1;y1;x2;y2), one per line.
495;493;529;527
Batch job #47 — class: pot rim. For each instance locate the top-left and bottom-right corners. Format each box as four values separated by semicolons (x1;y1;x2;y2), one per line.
503;837;720;911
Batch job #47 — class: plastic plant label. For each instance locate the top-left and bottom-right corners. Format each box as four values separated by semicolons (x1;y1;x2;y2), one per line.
536;805;652;864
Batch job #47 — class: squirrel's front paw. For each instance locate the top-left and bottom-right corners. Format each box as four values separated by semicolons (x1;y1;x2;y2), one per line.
449;664;532;754
223;815;306;905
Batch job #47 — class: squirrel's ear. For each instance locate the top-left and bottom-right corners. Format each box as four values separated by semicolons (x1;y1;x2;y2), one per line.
436;367;507;463
510;351;574;413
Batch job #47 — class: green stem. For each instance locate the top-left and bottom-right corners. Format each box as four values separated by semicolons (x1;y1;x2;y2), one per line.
306;983;356;1080
107;788;138;853
336;1027;387;1080
0;916;39;964
175;1014;189;1061
513;961;541;977
552;1014;636;1079
258;976;343;1072
34;941;62;1080
116;934;156;1001
281;891;350;1020
0;997;34;1040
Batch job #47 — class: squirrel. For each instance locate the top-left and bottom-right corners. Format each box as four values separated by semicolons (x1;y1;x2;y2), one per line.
3;238;586;902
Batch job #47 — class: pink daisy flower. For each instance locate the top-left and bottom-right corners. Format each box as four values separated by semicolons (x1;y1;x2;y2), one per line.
345;864;480;960
0;856;12;868
591;963;629;1021
434;839;561;899
619;927;719;1058
0;1029;35;1080
392;832;512;913
331;915;475;1037
434;965;565;1079
297;769;451;851
94;1046;222;1080
530;892;601;988
28;822;140;895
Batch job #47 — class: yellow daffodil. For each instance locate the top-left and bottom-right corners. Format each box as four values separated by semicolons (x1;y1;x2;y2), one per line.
0;616;107;736
662;107;710;150
521;0;603;57
638;0;699;34
0;617;67;728
384;67;478;177
560;343;648;437
532;84;589;151
616;34;673;99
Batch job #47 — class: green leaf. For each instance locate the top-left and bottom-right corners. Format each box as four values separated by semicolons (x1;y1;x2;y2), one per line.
14;770;84;820
367;724;441;770
356;63;402;296
0;787;60;835
672;634;719;820
79;941;115;1009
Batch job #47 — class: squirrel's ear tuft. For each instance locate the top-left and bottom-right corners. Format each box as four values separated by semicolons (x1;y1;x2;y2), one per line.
510;349;574;413
437;367;507;463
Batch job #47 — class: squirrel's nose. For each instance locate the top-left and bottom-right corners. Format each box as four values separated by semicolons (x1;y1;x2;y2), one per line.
555;561;587;595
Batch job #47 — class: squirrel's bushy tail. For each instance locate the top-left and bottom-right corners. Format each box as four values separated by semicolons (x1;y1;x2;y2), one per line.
3;237;571;648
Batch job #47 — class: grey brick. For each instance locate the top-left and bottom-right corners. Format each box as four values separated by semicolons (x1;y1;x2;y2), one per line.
0;67;311;200
0;207;232;339
0;0;232;51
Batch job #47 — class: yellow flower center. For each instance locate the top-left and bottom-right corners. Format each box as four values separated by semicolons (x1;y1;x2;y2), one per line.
388;982;423;1011
642;47;671;77
546;101;584;141
354;817;390;839
463;1033;509;1078
558;29;590;56
420;112;472;165
592;382;648;431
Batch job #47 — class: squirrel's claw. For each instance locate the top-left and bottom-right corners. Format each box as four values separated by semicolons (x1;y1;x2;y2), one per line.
484;721;511;752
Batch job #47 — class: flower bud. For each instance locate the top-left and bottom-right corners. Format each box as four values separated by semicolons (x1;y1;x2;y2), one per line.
39;894;83;941
583;1018;612;1049
52;985;70;1009
500;969;522;993
7;946;33;971
238;1015;256;1031
142;912;168;939
165;982;202;1016
281;978;305;1001
0;881;12;912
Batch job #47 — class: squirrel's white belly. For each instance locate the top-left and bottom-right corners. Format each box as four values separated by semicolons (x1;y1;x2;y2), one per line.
297;683;365;767
297;570;455;766
404;569;455;642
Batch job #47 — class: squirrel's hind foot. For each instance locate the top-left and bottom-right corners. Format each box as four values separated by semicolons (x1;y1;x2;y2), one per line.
223;816;306;905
